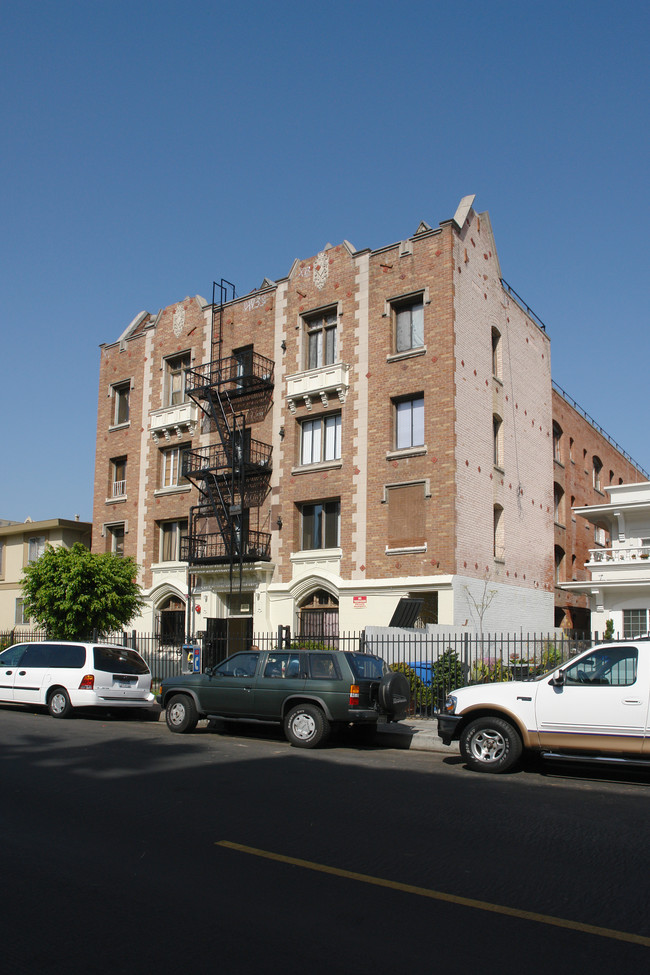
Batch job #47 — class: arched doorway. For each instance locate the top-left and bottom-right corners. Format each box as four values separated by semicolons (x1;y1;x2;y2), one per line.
158;595;185;646
297;589;339;646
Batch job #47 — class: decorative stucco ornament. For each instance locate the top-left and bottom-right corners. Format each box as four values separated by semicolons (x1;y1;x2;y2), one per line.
172;304;186;337
313;251;329;290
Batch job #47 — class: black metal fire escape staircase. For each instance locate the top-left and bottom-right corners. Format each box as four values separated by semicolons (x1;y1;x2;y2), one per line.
180;343;275;591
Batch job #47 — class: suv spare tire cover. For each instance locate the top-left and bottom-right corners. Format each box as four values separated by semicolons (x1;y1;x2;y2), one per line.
378;672;410;719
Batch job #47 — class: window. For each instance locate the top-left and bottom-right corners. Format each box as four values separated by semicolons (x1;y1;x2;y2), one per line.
263;652;305;679
160;445;188;489
304;309;337;369
111;381;130;426
28;536;46;562
554;483;564;525
594;525;607;547
298;590;339;642
159;519;188;562
216;652;260;678
0;539;4;577
554;545;565;584
491;327;502;378
394;395;424;450
493;504;505;560
553;423;562;463
111;457;127;498
165;352;191;406
15;598;27;625
569;437;574;462
387;483;426;549
300;414;341;465
493;414;503;468
300;500;340;550
107;524;125;556
593;455;602;491
564;646;638;686
393;296;424;353
623;609;648;639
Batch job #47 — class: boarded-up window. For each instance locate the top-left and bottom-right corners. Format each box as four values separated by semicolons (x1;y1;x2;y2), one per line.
387;483;426;548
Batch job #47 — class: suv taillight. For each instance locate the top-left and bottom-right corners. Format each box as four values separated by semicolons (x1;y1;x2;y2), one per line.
349;684;360;706
79;674;94;690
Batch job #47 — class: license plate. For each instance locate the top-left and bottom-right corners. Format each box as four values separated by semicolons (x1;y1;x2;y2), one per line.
116;681;134;688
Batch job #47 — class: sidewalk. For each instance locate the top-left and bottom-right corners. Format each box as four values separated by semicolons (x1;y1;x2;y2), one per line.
376;717;459;754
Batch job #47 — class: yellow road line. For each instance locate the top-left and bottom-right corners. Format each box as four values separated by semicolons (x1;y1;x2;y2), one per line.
216;840;650;948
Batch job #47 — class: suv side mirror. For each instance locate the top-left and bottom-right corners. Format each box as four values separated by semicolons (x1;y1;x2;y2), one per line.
549;670;565;687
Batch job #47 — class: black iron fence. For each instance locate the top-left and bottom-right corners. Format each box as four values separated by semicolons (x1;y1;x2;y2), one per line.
1;627;593;717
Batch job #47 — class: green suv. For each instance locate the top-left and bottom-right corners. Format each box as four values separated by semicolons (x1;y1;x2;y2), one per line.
159;647;410;748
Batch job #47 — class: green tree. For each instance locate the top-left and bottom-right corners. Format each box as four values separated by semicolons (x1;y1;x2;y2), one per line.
22;543;144;639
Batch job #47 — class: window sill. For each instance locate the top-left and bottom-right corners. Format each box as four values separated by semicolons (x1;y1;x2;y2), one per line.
291;460;342;476
105;496;127;504
386;346;427;364
291;548;342;564
386;544;427;555
108;422;130;432
154;486;192;497
493;464;504;475
386;446;427;461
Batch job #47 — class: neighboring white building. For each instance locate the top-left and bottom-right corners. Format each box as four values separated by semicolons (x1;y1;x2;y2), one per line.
561;482;650;637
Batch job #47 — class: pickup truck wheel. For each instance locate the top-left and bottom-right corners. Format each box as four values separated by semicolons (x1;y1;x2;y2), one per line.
284;704;329;748
460;716;522;773
165;694;199;734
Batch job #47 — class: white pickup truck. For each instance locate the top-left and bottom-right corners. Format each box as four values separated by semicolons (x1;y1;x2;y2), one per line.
437;640;650;772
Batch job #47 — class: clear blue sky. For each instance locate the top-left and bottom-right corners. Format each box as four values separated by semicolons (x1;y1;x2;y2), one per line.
2;0;648;523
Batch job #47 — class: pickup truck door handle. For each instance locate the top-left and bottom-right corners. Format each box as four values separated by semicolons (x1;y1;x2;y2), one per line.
622;699;643;705
18;671;27;676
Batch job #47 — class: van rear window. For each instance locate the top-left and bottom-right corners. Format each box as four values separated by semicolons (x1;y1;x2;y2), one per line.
93;647;150;675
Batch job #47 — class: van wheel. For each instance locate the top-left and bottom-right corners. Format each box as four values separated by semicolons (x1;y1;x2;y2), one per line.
460;716;522;773
165;694;199;734
48;688;73;719
284;704;329;748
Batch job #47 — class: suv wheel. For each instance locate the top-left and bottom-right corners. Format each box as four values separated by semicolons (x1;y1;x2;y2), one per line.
165;694;199;734
284;704;329;748
460;716;522;773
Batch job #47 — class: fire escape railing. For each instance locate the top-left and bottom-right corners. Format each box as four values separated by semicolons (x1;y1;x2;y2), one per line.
181;351;274;589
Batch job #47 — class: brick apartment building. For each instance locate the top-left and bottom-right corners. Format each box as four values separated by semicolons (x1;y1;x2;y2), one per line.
92;195;647;648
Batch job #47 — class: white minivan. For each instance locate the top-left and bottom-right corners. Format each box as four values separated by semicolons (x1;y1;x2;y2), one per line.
0;641;156;717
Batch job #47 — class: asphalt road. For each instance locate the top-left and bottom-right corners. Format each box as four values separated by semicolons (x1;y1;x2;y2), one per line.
3;704;650;974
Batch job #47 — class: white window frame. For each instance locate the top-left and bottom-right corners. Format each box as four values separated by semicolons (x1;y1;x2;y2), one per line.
165;352;191;407
111;381;131;426
161;445;188;489
300;414;342;465
28;536;46;563
395;395;424;450
159;519;188;562
393;296;424;353
303;308;338;370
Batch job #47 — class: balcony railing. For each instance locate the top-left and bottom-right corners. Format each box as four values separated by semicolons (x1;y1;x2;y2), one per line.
185;353;274;395
112;480;126;498
588;546;650;564
180;529;272;564
183;440;272;478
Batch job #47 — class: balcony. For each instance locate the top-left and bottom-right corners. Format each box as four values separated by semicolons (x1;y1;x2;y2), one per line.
180;530;271;565
286;362;351;413
588;546;650;564
150;402;199;443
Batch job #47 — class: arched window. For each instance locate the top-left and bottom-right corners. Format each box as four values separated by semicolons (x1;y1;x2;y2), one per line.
493;504;505;560
493;414;503;468
553;423;563;463
554;483;565;525
297;589;339;645
554;546;565;585
593;456;603;491
491;327;502;379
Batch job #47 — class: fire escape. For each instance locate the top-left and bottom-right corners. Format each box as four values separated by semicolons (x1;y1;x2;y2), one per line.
180;281;274;590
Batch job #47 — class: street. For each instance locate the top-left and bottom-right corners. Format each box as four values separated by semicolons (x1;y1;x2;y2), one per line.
2;704;650;974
